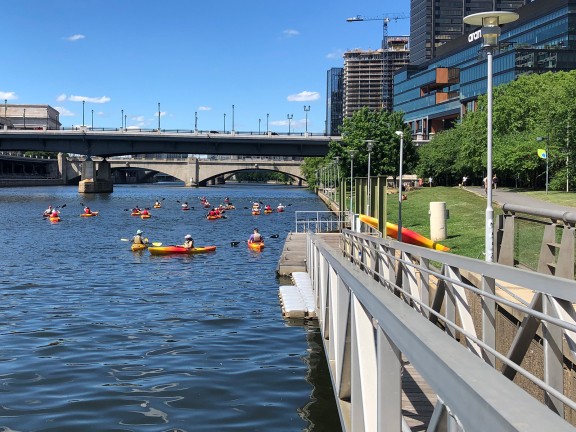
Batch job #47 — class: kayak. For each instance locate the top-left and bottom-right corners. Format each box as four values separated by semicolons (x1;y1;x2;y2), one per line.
277;206;285;212
140;214;151;219
206;215;221;220
148;245;217;256
248;241;264;251
252;210;261;215
264;209;273;214
153;205;162;209
131;211;141;216
80;211;99;217
131;243;148;252
49;216;61;223
358;214;451;252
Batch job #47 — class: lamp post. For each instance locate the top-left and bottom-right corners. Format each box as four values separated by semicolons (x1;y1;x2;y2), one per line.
82;100;85;126
258;118;261;134
157;102;161;131
124;114;127;130
4;99;7;130
121;109;124;130
464;11;518;263
334;156;340;204
395;131;404;241
349;149;356;214
195;111;198;132
23;108;26;129
287;114;293;135
304;105;310;135
537;135;549;194
223;113;226;133
232;104;235;133
366;140;374;215
91;109;94;130
266;113;269;134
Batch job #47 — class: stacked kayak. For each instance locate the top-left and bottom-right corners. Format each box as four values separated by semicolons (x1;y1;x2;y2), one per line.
148;245;217;256
248;241;264;251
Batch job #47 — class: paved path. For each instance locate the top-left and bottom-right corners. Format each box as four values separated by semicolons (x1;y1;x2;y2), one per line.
464;186;576;213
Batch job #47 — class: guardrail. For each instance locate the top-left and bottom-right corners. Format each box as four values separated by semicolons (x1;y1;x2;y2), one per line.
307;229;576;431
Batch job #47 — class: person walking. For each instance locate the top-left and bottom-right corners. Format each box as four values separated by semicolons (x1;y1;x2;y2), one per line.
428;176;433;187
492;174;498;189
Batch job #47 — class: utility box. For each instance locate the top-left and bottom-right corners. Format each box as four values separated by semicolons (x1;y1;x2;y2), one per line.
430;201;448;241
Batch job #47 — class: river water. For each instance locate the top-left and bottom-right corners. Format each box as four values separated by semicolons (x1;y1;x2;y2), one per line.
0;184;342;432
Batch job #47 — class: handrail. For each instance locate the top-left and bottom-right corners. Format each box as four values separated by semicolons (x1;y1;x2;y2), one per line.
308;230;576;431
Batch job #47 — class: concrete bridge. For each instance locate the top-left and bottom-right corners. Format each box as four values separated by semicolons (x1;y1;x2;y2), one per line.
104;156;305;187
0;129;334;191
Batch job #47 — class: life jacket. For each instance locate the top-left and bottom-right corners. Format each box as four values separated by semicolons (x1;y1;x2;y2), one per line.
253;233;262;242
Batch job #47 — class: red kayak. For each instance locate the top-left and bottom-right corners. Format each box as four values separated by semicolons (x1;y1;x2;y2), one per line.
148;245;217;256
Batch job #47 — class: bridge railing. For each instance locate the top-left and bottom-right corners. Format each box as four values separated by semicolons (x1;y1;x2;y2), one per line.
307;229;576;431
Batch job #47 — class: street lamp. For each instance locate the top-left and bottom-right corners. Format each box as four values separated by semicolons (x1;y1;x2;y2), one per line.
232;104;235;133
124;114;127;130
464;11;518;263
258;118;261;134
157;102;161;131
82;100;85;126
223;113;226;133
349;149;357;214
537;135;549;194
395;131;404;241
91;109;94;130
266;113;269;134
287;114;293;135
195;111;198;132
4;99;7;130
23;108;26;129
366;140;374;215
121;109;124;130
304;105;310;135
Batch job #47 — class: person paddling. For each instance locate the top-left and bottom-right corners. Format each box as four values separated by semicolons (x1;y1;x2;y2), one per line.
249;228;262;243
132;229;148;245
183;234;194;249
43;205;53;217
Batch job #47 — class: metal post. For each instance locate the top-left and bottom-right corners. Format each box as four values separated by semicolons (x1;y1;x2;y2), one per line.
266;113;269;134
158;102;161;131
287;114;293;135
485;47;494;261
82;100;85;126
195;111;198;132
23;108;26;129
4;99;6;130
396;131;404;241
121;109;124;130
124;114;127;130
304;105;310;134
91;109;94;130
349;150;356;214
366;140;374;215
224;113;226;133
232;104;235;133
259;118;261;134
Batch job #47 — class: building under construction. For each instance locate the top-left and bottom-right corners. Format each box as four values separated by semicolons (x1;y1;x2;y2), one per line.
343;36;409;118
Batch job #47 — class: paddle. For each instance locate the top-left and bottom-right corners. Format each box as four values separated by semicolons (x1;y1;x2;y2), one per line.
230;234;279;246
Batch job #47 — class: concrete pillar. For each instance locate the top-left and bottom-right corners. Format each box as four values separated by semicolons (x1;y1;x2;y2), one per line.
430;202;448;241
96;159;111;181
81;158;95;180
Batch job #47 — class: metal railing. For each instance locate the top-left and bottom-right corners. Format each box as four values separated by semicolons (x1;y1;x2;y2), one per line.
307;229;576;431
294;211;351;233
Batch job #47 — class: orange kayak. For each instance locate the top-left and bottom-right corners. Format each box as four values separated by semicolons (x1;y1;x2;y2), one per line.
140;214;151;219
148;245;217;256
80;211;99;217
248;241;264;251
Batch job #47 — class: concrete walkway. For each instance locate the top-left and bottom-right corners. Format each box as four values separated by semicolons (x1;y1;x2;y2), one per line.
464;186;576;213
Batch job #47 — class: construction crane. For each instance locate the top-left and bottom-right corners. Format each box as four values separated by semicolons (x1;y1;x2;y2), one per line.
346;13;409;49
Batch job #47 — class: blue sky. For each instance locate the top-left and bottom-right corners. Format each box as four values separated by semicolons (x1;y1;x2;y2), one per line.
1;1;410;134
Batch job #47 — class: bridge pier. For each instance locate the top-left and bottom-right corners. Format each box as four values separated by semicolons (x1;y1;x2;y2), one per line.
78;158;113;193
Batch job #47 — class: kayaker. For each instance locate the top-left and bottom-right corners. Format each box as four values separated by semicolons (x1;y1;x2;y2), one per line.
140;208;149;216
183;234;194;249
182;202;189;210
50;209;60;218
43;205;53;216
265;204;272;211
84;206;91;214
249;228;262;243
154;200;161;207
132;229;148;245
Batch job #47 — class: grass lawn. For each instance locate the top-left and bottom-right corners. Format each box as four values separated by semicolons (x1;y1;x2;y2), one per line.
522;190;576;206
382;187;499;259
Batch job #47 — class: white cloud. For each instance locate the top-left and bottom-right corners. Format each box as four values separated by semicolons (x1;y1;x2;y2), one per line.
283;29;299;37
287;91;320;102
0;91;17;100
198;106;211;111
69;95;111;103
56;94;67;102
54;106;74;116
67;34;85;42
132;115;145;122
326;49;344;59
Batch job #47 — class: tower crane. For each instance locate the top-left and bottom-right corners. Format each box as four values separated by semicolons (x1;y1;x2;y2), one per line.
346;13;409;48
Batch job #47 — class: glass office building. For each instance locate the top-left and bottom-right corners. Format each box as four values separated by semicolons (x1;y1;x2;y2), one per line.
410;0;532;65
396;0;576;143
326;67;344;136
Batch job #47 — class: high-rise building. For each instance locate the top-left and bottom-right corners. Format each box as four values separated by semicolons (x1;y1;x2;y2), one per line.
343;36;409;118
410;0;532;65
326;68;344;136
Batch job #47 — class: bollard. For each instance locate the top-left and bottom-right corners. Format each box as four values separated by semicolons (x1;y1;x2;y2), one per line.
430;201;448;241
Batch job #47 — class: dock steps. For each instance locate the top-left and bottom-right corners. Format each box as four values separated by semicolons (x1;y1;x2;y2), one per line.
278;271;316;318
